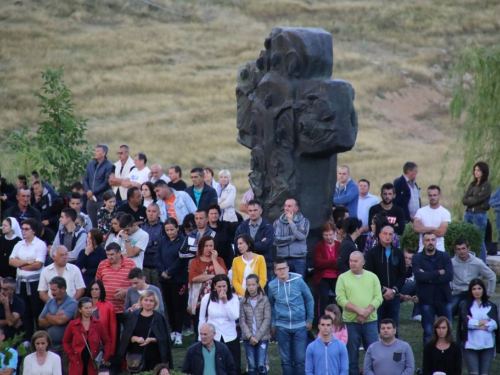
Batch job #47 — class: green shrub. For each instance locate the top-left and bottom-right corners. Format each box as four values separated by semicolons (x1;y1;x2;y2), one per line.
400;221;482;257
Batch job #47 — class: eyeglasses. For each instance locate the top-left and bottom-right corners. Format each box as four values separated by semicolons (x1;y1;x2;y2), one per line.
274;266;288;272
21;227;32;231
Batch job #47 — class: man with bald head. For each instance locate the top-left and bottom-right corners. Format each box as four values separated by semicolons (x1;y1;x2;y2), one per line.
336;251;383;375
182;323;237;375
149;164;171;184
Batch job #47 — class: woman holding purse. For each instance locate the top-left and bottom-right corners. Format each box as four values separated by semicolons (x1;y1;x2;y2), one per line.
118;290;173;372
62;297;113;375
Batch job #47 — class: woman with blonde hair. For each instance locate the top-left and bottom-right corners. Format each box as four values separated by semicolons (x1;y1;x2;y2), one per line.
217;169;238;222
118;290;173;372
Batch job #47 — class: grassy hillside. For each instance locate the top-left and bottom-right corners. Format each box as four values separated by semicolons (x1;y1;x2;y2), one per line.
1;0;499;210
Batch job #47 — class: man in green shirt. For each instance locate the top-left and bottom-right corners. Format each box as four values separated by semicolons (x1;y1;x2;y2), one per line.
336;251;383;375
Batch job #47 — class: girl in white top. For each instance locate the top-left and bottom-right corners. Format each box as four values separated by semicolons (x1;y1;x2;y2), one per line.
23;331;62;375
198;274;241;372
141;181;156;208
459;277;499;375
217;169;238;222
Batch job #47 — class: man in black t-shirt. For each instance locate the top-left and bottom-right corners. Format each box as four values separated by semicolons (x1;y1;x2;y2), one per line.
0;277;25;340
117;186;147;225
368;183;406;236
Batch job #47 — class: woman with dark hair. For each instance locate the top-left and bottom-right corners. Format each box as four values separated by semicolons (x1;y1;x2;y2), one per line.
422;316;461;375
156;217;189;345
181;213;195;235
76;229;107;286
63;297;113;375
363;213;400;253
188;235;227;339
0;217;22;279
104;212;123;247
118;290;173;372
199;274;240;374
97;191;117;236
463;161;491;262
85;279;117;354
23;331;62;375
240;274;271;375
203;167;219;191
458;278;499;375
313;221;340;315
232;234;266;298
141;181;157;208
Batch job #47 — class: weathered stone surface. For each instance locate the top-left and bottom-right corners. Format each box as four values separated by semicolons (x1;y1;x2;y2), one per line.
236;27;358;262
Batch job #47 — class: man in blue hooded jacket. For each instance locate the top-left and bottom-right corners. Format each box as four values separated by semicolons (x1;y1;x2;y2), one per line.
268;257;314;375
333;165;359;218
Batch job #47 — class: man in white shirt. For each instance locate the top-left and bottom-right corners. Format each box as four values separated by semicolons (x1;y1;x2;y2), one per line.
123;152;150;189
149;164;171;184
109;144;135;205
413;185;451;251
117;214;149;268
357;179;379;250
38;245;85;302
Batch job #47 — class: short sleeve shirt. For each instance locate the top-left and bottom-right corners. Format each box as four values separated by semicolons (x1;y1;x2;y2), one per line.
0;296;25;340
118;228;149;268
415;205;451;251
128;167;151;185
39;295;77;348
38;263;85;299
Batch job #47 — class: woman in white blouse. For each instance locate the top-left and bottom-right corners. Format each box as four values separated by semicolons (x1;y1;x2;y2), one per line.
8;218;46;340
23;331;62;375
198;274;241;374
217;170;238;222
458;278;499;375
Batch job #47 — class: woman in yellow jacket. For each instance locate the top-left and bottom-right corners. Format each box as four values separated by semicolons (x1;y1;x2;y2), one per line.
232;234;267;297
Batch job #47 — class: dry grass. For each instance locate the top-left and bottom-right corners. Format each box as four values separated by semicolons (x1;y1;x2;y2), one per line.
1;0;499;213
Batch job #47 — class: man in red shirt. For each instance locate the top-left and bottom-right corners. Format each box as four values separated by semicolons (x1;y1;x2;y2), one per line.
96;242;135;353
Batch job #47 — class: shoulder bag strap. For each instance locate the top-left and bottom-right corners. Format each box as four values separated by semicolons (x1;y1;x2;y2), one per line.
81;332;95;361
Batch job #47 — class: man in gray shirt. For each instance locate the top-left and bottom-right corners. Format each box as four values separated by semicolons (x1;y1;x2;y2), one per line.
363;318;414;375
123;267;164;317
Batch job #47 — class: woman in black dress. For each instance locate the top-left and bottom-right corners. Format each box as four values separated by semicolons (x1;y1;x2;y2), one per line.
422;316;462;375
118;290;173;371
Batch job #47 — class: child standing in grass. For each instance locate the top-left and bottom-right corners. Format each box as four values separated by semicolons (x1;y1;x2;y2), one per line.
325;304;348;345
97;191;117;237
240;274;271;375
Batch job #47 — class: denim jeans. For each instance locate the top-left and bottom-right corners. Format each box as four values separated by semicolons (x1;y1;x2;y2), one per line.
377;297;401;334
286;257;306;279
450;291;468;317
496;211;500;244
275;326;307;375
345;321;378;375
464;347;495;375
243;340;269;375
420;302;452;346
464;211;487;262
400;280;420;317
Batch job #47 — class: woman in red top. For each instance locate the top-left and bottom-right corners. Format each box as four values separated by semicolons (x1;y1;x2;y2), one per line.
63;297;113;375
313;222;340;316
188;235;227;340
85;279;117;354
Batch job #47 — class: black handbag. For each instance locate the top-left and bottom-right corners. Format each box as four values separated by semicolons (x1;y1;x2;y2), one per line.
126;326;153;373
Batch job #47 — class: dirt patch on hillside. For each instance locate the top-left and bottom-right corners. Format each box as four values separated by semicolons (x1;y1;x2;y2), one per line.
370;81;451;142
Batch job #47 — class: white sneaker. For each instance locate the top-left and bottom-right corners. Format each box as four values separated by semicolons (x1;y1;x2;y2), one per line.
171;332;176;341
411;315;422;322
174;332;183;345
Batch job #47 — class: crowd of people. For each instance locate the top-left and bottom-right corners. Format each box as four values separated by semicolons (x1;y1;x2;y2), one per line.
0;145;500;375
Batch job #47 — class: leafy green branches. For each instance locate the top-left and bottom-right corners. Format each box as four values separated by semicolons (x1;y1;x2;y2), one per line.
1;67;91;194
449;45;500;216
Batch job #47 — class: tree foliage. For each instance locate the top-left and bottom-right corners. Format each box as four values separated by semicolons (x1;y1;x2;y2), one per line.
2;67;91;194
450;45;500;217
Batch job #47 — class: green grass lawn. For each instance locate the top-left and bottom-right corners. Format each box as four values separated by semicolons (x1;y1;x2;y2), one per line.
167;284;500;375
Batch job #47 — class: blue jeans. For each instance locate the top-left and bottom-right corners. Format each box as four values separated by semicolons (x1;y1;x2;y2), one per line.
345;321;378;375
420;302;452;346
400;280;420;317
496;211;500;244
275;326;307;375
286;258;306;279
377;297;401;334
243;340;268;375
450;291;468;317
464;211;487;262
464;347;495;375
